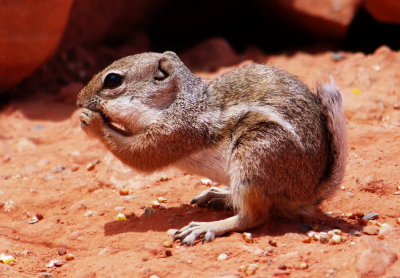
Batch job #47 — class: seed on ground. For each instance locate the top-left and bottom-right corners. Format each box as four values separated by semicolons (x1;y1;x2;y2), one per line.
240;263;259;276
162;240;173;248
151;200;161;208
242;232;253;243
116;213;127;220
65;253;75;261
157;197;167;203
119;188;130;196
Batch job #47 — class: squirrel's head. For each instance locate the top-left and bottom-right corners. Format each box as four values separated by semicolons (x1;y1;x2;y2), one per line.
77;51;198;133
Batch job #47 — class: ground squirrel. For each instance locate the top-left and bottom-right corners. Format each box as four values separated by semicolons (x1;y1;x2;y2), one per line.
77;51;347;245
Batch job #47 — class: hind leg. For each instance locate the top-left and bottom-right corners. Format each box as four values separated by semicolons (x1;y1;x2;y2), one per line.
191;186;232;210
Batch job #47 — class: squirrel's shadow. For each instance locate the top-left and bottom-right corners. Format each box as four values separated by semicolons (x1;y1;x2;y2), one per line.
104;205;362;238
103;204;234;236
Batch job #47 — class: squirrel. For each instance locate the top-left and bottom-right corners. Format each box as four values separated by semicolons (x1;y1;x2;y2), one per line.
77;51;347;245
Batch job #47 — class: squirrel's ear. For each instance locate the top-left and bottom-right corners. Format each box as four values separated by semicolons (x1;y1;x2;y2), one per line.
163;51;179;59
154;55;174;81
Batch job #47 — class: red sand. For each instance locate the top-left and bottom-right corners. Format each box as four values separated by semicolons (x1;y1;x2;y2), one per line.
1;47;399;277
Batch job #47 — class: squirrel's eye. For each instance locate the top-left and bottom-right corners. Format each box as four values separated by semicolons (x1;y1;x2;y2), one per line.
103;73;124;89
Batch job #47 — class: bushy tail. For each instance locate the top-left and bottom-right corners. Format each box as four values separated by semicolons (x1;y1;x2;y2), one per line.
316;81;347;199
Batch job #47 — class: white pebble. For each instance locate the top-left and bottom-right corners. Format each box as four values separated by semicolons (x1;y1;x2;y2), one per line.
217;253;229;260
83;210;95;217
200;178;213;185
330;235;342;244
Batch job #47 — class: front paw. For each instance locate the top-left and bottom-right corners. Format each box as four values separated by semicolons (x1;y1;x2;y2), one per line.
79;108;104;138
173;221;217;245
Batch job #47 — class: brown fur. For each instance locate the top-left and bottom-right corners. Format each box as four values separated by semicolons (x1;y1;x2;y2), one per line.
77;51;347;245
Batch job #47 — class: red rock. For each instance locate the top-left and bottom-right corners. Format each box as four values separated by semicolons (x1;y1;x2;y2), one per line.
257;0;361;38
356;237;398;278
364;0;400;24
0;0;74;92
63;0;154;47
180;37;239;72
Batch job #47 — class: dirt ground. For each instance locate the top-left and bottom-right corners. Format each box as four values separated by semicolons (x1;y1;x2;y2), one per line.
1;46;399;278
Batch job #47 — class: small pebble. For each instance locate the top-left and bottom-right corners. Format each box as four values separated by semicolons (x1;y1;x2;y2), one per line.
38;272;53;278
367;220;381;227
28;216;40;224
65;253;75;261
52;165;65;173
46;259;63;267
58;248;67;256
217;253;229;261
331;52;346;61
157;197;167;203
363;212;379;221
165;250;172;257
372;64;381;71
98;248;110;255
393;104;400;110
278;264;287;270
297;262;309;270
326;269;337;277
162;240;173;248
116;213;127;220
240;263;259;276
121;195;136;200
242;232;253;243
330;235;342;244
3;156;11;163
149;276;160;278
86;160;100;171
151;200;161;208
70;165;79;172
345;192;354;198
20;250;31;256
397;217;400;225
302;237;312;243
200;178;213;185
3;200;16;212
84;210;95;217
341;212;353;218
268;239;277;247
119;188;130;196
319;232;329;244
114;206;125;211
362;225;380;235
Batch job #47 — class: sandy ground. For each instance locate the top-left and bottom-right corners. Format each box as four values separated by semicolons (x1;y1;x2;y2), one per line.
1;46;399;278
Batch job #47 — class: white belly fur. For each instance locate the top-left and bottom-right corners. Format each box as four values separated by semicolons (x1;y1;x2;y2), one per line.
175;146;229;185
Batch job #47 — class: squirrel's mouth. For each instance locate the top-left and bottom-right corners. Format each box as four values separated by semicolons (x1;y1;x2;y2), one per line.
100;112;132;136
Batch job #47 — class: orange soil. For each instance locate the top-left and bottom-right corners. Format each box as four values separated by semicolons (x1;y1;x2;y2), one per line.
1;46;399;278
